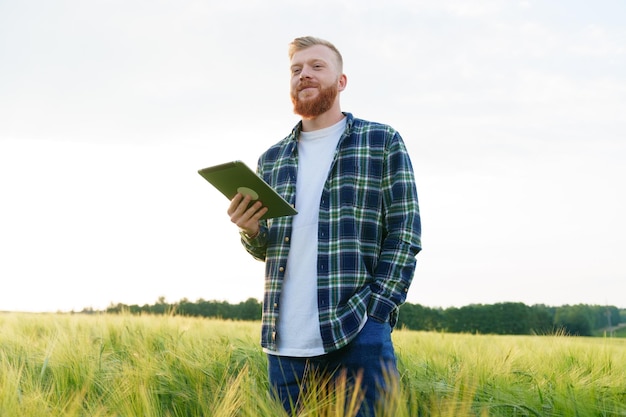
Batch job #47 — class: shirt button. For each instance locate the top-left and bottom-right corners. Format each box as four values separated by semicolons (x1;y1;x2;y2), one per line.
273;302;278;308
279;266;285;272
284;236;290;243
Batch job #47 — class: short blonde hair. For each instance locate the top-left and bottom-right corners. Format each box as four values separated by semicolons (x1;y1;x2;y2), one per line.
288;36;343;73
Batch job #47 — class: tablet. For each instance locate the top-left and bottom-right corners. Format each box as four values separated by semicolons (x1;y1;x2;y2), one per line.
198;160;297;219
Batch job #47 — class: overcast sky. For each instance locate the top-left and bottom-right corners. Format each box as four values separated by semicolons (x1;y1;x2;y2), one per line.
1;0;625;313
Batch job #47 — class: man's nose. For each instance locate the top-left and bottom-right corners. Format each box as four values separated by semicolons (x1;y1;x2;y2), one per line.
299;66;312;79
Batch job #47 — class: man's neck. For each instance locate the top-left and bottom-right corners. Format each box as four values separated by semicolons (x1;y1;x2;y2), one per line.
300;105;344;132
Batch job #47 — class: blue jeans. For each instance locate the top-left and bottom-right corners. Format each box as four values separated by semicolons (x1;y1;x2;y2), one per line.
267;318;398;417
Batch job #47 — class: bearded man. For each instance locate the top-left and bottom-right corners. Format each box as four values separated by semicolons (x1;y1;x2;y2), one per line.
227;36;422;417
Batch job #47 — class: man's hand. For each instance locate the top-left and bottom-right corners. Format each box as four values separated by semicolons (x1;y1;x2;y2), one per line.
227;193;268;237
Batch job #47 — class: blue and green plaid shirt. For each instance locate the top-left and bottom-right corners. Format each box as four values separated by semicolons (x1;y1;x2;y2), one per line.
241;113;421;353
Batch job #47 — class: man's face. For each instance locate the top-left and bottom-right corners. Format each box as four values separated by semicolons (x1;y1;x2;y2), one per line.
290;45;343;118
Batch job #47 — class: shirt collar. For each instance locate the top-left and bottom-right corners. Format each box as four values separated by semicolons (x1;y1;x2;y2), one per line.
289;112;354;141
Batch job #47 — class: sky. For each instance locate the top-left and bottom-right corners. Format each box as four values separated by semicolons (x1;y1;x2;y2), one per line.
1;0;625;313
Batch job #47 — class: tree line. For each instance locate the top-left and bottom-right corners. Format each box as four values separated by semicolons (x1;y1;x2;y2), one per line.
395;302;623;336
100;298;624;337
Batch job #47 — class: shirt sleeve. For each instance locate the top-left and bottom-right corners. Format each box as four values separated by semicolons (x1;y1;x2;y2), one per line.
367;131;422;323
238;159;271;261
240;224;269;262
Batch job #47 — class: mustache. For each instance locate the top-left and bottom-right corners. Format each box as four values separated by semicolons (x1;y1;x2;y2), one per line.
297;81;320;91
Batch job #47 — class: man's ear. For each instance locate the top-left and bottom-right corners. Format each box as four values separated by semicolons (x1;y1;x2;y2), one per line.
338;74;348;92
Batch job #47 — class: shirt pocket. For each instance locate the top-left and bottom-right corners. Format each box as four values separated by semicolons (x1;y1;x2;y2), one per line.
339;157;383;212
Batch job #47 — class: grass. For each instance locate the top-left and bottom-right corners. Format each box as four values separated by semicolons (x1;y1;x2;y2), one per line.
1;312;625;416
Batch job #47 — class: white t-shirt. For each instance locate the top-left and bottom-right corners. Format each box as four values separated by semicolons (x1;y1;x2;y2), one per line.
273;117;347;357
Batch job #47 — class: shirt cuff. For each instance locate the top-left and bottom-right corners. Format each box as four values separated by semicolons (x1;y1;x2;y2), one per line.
367;293;396;323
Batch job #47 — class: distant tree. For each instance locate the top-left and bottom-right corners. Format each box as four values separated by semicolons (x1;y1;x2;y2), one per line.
151;297;170;315
443;307;467;333
442;304;494;334
490;302;531;334
464;304;491;334
554;305;593;336
440;303;538;335
237;298;262;321
528;304;556;334
591;305;621;329
177;298;202;317
397;303;444;331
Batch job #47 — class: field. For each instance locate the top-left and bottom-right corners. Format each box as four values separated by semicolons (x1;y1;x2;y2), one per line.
1;313;625;416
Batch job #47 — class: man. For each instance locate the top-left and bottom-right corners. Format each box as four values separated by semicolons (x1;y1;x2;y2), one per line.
227;36;421;416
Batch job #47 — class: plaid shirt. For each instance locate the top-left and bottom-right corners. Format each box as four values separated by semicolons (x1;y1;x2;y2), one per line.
241;113;421;353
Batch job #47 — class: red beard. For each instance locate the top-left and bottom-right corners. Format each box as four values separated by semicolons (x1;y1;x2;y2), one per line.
291;82;338;118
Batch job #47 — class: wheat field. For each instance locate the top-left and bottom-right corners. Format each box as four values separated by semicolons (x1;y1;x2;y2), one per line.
1;312;624;416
